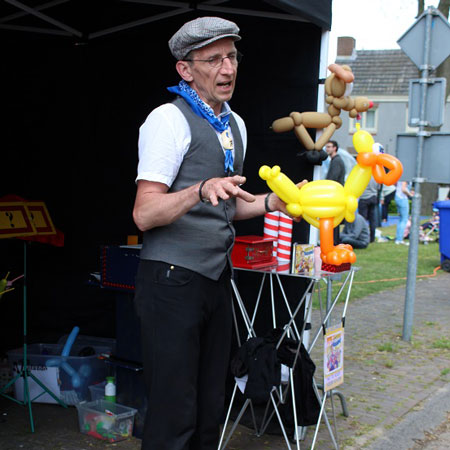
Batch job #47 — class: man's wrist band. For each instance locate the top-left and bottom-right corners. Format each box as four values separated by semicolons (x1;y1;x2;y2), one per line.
199;178;211;203
264;192;274;213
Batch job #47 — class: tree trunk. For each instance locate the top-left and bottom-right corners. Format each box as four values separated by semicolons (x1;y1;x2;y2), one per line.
438;0;450;18
421;183;439;215
436;0;450;101
418;0;425;16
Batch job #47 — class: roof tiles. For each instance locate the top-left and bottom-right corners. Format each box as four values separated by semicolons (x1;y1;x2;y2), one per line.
336;50;419;96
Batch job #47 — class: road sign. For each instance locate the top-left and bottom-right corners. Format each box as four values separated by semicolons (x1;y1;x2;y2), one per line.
396;133;450;183
408;78;446;127
397;8;450;69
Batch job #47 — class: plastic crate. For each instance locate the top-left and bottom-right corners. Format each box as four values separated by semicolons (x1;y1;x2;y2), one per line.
0;360;13;394
57;334;116;354
7;343;111;405
76;399;137;442
88;381;106;401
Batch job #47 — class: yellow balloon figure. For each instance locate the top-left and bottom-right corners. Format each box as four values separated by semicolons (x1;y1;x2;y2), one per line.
259;124;403;265
0;272;14;298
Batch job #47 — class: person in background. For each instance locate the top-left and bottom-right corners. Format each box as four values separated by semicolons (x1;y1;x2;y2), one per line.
325;140;345;244
358;176;379;243
339;212;370;249
395;180;414;245
380;183;396;223
321;146;356;181
325;140;345;186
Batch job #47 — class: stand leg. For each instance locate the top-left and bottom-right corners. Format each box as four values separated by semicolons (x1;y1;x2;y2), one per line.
22;372;35;433
289;368;300;450
330;389;339;447
0;372;23;404
218;398;251;450
270;393;292;450
0;242;67;433
310;391;327;450
28;372;67;408
311;380;339;450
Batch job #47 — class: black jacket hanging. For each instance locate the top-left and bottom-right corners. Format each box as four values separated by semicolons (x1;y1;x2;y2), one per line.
230;336;280;404
230;328;320;425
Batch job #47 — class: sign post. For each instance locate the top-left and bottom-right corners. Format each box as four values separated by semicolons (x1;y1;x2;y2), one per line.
0;200;65;433
397;6;450;341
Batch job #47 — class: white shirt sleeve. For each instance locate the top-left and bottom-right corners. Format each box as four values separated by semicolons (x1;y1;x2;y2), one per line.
136;103;247;187
136;103;191;187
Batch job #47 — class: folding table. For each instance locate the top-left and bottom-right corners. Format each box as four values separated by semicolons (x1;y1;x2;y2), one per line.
219;265;358;450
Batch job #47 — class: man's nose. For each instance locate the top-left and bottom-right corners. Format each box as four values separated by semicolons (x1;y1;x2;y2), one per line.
220;57;235;73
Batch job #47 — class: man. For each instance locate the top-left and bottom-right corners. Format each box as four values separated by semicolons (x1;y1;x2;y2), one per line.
132;17;304;450
325;140;345;244
325;140;345;186
380;183;396;223
339;213;370;249
358;176;380;243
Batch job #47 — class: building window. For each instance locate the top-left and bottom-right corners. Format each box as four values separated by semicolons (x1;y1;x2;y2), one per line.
349;108;378;133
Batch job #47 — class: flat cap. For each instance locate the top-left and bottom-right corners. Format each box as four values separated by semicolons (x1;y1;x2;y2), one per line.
169;16;241;60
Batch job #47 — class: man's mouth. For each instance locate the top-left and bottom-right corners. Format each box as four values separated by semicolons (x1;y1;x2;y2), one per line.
217;81;232;87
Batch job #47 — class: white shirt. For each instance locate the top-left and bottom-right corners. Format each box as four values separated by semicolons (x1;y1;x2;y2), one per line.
396;181;411;200
136;102;247;187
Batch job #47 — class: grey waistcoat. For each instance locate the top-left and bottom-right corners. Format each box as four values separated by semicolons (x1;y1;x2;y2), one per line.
140;97;244;281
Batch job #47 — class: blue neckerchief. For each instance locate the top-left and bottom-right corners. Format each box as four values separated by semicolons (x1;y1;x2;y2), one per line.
167;80;234;173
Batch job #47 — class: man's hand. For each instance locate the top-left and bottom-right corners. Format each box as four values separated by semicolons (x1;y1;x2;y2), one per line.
267;179;308;221
200;175;256;206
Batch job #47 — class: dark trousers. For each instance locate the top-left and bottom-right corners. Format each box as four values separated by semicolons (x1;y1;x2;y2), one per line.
358;196;378;242
382;191;396;222
333;226;340;246
134;260;232;450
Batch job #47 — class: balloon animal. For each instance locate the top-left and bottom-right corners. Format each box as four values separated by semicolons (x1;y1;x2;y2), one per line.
0;272;14;298
259;125;403;266
271;64;373;151
0;272;23;298
46;326;91;389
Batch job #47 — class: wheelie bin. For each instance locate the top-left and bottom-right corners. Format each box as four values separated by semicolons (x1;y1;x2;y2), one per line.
434;200;450;272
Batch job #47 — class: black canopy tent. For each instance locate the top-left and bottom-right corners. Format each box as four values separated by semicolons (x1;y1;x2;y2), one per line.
0;1;331;37
0;0;332;353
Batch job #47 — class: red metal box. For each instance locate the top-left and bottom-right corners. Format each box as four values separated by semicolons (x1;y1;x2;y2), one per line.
231;235;278;269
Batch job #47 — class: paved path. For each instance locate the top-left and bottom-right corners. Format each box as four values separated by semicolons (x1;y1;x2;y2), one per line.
0;272;449;449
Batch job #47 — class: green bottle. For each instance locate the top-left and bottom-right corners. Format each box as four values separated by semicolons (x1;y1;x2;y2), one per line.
105;376;116;402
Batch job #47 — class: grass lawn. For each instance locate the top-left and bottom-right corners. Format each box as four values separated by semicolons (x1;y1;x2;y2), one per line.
321;223;443;302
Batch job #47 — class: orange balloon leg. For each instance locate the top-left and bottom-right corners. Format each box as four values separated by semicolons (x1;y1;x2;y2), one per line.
319;217;357;265
319;217;335;258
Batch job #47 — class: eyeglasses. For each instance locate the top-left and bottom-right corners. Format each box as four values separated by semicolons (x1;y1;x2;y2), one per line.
184;51;243;68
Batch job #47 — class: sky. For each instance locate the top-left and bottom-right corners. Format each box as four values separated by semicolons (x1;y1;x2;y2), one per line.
328;0;439;62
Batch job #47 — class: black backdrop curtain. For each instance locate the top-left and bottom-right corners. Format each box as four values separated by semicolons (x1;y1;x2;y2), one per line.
0;11;322;355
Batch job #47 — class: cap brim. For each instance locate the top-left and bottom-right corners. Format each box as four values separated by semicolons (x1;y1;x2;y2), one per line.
181;34;241;60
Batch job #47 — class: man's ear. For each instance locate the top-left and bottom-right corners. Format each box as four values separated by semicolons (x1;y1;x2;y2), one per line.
176;61;193;82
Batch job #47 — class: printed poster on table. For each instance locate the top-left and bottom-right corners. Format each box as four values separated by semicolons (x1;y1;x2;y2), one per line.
323;324;344;392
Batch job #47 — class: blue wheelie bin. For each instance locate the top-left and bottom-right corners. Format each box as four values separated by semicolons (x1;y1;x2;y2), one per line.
433;200;450;272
